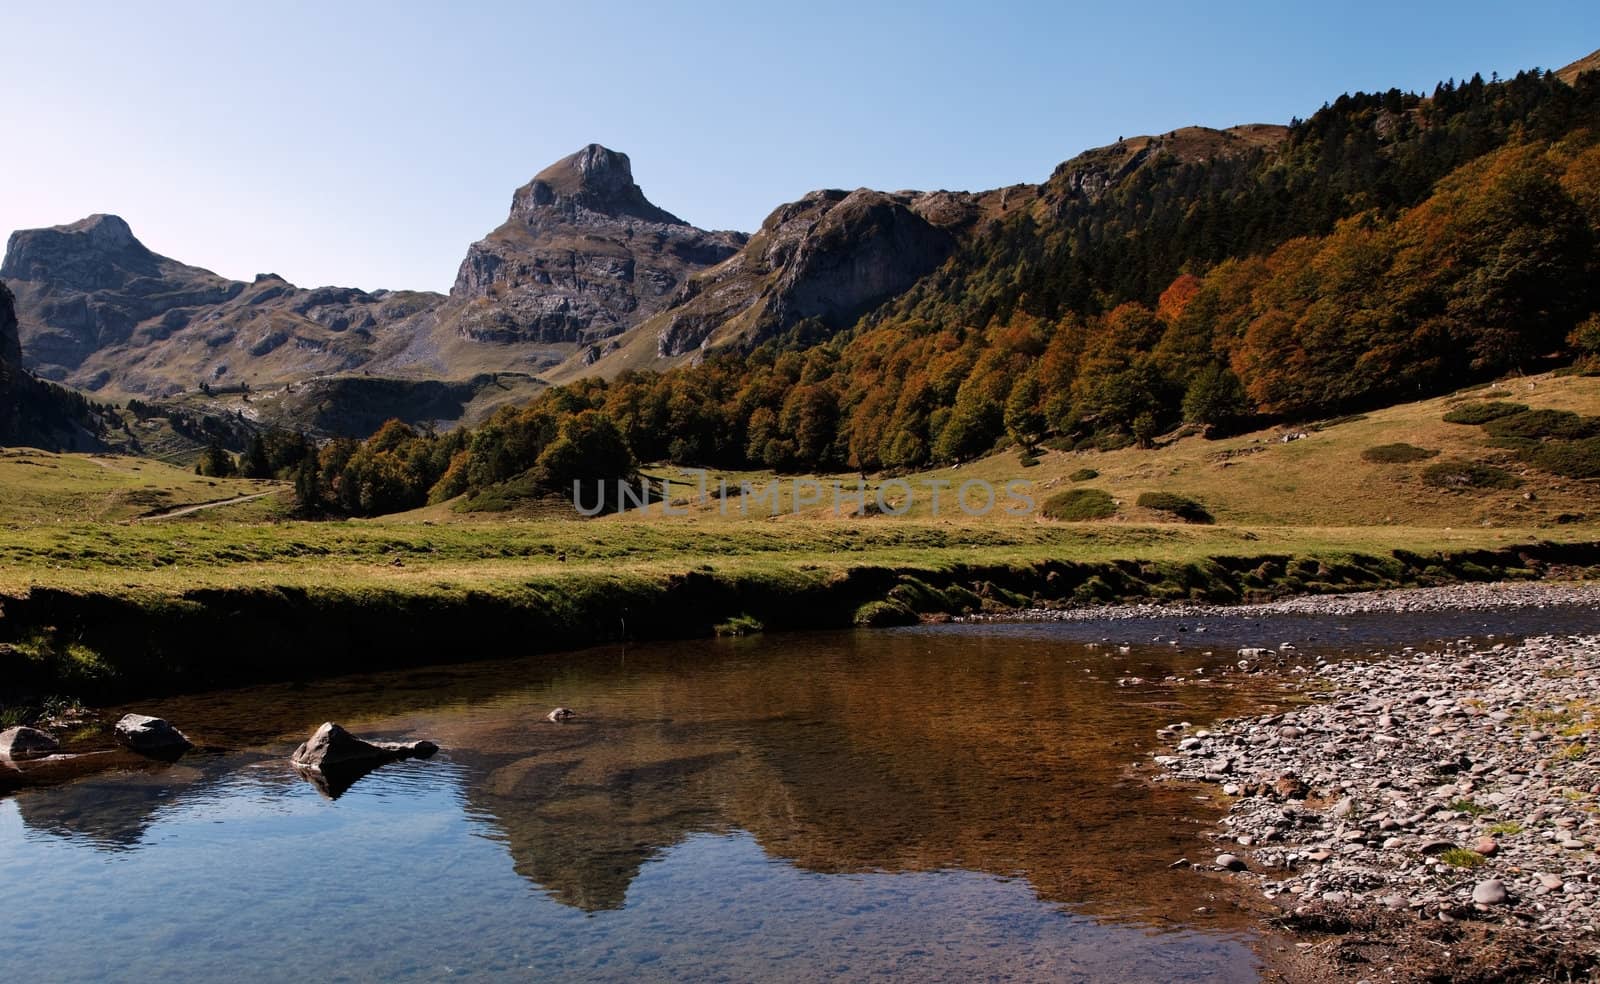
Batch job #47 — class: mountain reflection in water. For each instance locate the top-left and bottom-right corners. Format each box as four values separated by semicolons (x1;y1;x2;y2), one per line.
7;610;1589;981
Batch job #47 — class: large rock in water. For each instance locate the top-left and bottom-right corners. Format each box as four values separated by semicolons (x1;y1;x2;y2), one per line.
290;722;438;772
114;714;192;759
0;726;60;761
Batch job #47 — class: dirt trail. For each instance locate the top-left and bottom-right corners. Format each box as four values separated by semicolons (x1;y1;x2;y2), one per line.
137;490;280;521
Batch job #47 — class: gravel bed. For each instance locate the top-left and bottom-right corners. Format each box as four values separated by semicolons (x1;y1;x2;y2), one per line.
1151;632;1600;948
982;580;1600;622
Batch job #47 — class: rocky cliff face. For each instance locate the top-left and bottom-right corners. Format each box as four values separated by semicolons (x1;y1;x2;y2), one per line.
444;145;745;347
551;181;1031;376
0;281;21;438
650;188;969;358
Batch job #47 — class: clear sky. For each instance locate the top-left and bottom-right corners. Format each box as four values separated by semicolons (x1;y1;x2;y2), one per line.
3;1;1596;293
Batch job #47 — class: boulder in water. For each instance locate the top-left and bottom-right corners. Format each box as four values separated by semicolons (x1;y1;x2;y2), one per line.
114;714;192;759
290;722;437;772
0;726;59;761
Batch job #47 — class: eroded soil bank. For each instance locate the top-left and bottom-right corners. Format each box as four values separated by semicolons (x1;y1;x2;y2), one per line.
2;541;1599;708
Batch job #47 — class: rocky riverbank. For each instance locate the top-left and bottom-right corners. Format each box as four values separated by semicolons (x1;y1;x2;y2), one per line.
992;579;1600;623
1150;628;1600;979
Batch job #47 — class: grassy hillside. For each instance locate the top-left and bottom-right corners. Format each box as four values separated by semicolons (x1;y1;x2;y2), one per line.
2;370;1596;703
0;450;286;524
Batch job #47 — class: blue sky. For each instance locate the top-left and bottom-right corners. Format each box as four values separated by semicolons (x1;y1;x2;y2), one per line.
3;1;1596;293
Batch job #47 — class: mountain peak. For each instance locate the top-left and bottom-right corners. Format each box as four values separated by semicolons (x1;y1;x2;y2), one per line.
1;213;155;283
536;144;635;197
61;213;137;248
511;144;685;225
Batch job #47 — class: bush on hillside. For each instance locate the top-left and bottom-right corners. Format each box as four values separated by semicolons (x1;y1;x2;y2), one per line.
1041;488;1117;521
1361;443;1440;463
1136;491;1214;524
1443;401;1529;424
1527;437;1600;479
1068;468;1099;482
1483;409;1600;442
1420;460;1522;490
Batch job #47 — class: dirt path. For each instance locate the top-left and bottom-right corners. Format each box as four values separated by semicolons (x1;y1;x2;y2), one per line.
137;490;280;521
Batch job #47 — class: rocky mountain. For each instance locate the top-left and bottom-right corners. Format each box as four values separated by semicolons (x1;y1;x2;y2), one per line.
0;145;744;419
1;214;442;399
11;44;1595;439
442;144;746;347
549;182;1040;380
555;127;1284;381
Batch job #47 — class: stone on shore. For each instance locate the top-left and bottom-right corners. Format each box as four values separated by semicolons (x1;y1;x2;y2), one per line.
0;726;59;761
1472;879;1508;905
114;714;192;758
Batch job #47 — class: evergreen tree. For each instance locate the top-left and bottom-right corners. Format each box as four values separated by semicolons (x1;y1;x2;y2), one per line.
195;439;236;477
239;434;272;479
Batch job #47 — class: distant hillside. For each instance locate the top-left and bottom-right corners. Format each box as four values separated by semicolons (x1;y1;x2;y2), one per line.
1558;47;1600;84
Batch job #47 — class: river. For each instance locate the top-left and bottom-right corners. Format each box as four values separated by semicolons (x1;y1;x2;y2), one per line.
4;604;1597;982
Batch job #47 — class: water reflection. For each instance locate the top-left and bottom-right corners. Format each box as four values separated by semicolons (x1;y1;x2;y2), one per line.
6;607;1595;981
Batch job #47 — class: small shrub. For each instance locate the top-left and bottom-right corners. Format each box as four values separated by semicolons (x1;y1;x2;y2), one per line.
853;600;919;628
1437;848;1486;868
1072;575;1117;603
1450;798;1492;817
1527;437;1600;479
1421;461;1521;490
1092;429;1134;452
1361;443;1439;464
1443;401;1529;424
1042;488;1117;521
1136;491;1214;524
713;614;764;637
1018;452;1041;468
1483;409;1600;441
1557;741;1588;761
1068;468;1099;482
1488;821;1523;836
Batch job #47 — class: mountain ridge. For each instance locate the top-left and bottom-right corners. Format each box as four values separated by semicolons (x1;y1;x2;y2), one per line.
5;45;1599;439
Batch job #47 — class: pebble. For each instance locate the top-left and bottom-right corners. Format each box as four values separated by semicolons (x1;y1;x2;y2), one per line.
1473;879;1509;905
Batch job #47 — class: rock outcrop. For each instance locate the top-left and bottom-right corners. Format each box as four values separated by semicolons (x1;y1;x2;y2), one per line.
443;145;745;347
289;722;438;799
652;188;966;358
113;713;192;759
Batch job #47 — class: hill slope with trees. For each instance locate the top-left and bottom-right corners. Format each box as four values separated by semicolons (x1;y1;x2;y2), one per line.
296;58;1600;517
